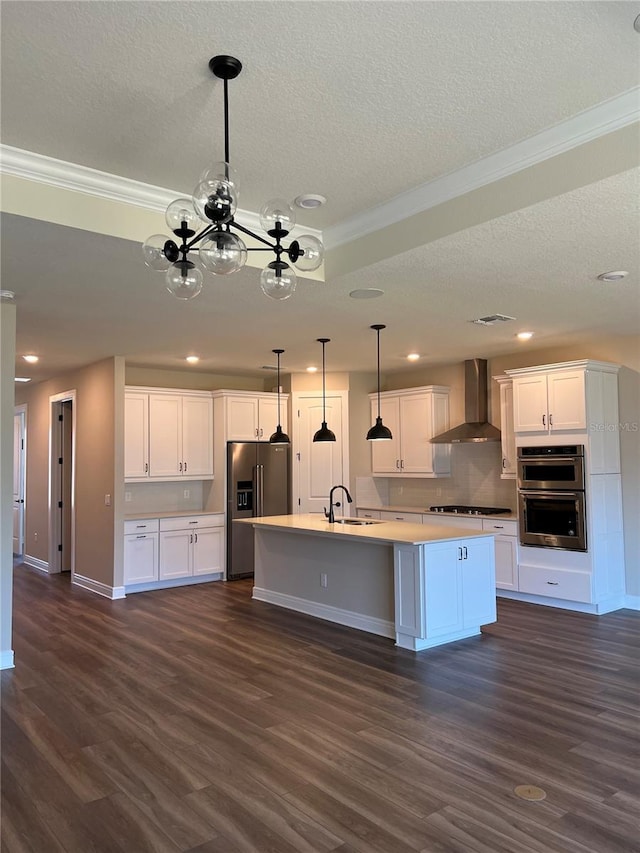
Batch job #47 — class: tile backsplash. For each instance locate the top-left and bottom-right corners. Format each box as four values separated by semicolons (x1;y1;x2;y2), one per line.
124;481;206;514
358;443;517;511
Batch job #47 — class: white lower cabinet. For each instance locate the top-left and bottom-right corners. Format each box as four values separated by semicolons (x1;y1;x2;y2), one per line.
124;514;223;589
379;510;424;523
357;509;382;520
395;535;496;650
482;519;518;591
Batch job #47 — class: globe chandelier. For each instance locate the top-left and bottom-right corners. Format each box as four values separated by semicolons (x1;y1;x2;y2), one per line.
142;55;324;301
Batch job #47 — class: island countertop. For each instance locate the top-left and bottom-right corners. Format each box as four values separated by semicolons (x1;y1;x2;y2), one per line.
242;513;494;545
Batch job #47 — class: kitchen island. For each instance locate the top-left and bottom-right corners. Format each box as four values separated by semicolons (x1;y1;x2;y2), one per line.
243;514;496;651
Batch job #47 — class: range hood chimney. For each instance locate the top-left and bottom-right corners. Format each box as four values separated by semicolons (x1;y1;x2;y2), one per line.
431;358;501;443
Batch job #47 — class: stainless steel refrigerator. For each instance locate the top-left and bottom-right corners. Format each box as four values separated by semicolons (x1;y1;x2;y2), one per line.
226;441;292;579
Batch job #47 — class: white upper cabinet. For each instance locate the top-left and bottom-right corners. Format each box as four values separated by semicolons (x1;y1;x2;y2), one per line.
493;375;516;478
511;367;586;434
125;388;213;481
369;386;450;477
214;391;288;442
506;360;620;474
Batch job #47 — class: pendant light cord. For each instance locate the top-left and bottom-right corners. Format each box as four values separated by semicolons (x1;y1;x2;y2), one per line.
322;341;327;422
223;78;230;172
376;327;381;418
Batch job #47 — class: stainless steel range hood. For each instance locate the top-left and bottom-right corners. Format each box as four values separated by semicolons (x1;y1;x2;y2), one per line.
431;358;501;443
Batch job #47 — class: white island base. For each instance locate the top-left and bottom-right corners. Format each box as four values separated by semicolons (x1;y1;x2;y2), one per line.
247;515;497;652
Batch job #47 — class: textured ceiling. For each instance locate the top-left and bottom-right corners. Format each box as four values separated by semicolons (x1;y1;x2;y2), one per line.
1;1;639;381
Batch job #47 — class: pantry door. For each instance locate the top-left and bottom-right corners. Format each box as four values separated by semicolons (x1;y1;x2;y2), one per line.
292;392;350;515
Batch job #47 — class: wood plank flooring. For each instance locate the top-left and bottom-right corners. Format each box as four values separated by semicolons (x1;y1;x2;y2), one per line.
2;565;639;852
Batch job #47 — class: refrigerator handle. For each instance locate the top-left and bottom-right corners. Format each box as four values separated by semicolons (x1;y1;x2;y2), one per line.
255;464;265;517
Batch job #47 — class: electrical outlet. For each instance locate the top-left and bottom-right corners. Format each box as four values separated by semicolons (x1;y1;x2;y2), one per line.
125;491;132;502
104;494;112;506
320;573;328;588
34;532;38;541
183;489;190;499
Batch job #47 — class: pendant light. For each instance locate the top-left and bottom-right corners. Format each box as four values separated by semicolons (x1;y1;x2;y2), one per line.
269;349;290;444
313;338;336;442
367;324;393;441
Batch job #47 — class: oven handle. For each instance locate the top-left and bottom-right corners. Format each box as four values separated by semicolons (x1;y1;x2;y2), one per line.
519;490;583;498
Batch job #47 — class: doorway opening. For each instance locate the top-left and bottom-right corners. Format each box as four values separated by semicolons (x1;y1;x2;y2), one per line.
49;391;76;576
13;405;27;555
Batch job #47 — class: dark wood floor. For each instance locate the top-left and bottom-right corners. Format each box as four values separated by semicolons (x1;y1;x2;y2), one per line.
2;566;639;853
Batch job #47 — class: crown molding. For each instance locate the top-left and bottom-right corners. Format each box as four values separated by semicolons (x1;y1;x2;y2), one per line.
323;87;640;249
0;145;322;240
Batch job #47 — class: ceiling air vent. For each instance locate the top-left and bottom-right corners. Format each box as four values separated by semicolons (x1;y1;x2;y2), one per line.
470;314;516;326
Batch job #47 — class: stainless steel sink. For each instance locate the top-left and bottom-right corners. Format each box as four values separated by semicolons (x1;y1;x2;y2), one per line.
334;518;383;525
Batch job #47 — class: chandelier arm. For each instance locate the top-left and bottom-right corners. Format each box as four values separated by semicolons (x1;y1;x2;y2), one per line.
245;247;278;252
231;220;276;249
185;223;219;251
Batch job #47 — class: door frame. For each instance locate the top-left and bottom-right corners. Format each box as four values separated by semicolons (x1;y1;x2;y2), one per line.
291;390;350;515
13;404;27;554
48;390;76;576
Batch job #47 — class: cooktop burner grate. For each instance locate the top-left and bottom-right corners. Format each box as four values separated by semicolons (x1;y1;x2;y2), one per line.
429;505;512;516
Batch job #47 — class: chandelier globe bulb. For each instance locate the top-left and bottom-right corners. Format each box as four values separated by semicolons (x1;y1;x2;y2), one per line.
260;263;297;300
165;260;204;300
143;234;173;271
259;198;296;237
192;178;237;224
199;232;247;274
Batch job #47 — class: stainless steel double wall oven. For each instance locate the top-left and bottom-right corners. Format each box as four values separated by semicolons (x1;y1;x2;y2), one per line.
517;444;587;551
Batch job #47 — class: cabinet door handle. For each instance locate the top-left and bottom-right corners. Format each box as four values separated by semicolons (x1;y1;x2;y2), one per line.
502;457;506;469
184;461;188;472
136;524;146;528
260;428;263;437
189;521;198;524
458;547;463;561
542;414;546;427
144;462;148;473
463;546;468;560
255;428;259;437
136;535;146;539
546;581;559;585
493;525;504;529
190;533;193;544
179;462;183;472
195;532;198;543
549;414;553;427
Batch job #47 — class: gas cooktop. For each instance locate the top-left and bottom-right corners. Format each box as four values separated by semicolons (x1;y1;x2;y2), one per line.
429;505;512;516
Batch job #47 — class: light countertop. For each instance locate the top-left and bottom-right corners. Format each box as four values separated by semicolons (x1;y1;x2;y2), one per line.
358;504;516;521
125;510;224;520
241;513;494;546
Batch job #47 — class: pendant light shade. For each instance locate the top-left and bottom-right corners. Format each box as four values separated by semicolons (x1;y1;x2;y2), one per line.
269;349;290;444
367;324;393;441
313;338;336;443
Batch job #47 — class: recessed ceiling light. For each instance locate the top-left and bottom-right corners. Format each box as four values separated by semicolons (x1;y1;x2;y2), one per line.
597;271;628;282
516;331;534;340
349;288;384;299
306;366;318;373
294;194;326;209
406;353;421;361
15;377;32;383
185;355;199;364
23;355;39;363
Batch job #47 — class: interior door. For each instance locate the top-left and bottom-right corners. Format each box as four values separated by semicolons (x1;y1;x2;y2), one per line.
296;396;345;514
13;411;25;554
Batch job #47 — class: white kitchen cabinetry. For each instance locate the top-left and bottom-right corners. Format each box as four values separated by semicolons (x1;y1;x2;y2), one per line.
395;535;495;649
511;369;585;434
124;518;159;584
493;375;516;478
159;515;224;580
357;509;382;520
125;388;213;481
482;518;518;590
369;386;450;477
423;515;483;531
124;514;224;591
215;391;288;441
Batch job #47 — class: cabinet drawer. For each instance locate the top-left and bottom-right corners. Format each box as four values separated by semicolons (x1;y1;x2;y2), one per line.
519;564;592;603
482;519;518;536
424;515;483;531
357;509;381;520
124;518;159;535
159;514;223;532
379;511;423;523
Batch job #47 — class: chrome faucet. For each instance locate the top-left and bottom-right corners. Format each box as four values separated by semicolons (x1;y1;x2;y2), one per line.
324;485;353;523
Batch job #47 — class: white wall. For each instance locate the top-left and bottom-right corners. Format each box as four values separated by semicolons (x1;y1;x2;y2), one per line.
0;299;16;668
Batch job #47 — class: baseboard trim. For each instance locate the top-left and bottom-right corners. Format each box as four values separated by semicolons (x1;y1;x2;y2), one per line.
22;554;49;573
252;587;395;639
0;650;15;670
624;595;640;611
72;573;125;600
497;589;627;615
124;572;224;594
